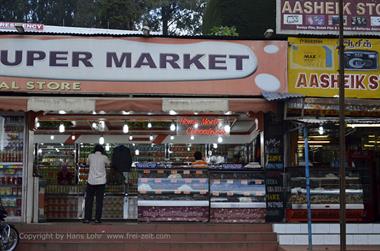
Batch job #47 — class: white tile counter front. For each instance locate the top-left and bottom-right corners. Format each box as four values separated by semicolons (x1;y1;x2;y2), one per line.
273;224;380;245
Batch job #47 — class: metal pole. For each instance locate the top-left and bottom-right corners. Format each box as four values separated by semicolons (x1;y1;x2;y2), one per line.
338;0;346;250
304;126;312;250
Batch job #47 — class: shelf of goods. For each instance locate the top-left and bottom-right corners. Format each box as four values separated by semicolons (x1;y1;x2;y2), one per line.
137;166;209;222
286;168;366;222
0;115;25;220
168;144;205;162
209;168;266;223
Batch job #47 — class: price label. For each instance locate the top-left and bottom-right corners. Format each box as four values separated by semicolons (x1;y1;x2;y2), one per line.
213;179;220;184
227;179;234;184
139;190;147;194
143;170;150;174
227;191;234;196
243;192;251;196
140;178;148;183
200;190;207;195
171;170;177;174
157;170;164;174
184;179;192;184
255;179;263;184
155;178;162;183
170;179;177;183
212;192;220;196
196;170;203;175
183;170;190;175
174;190;181;194
241;180;248;185
155;190;162;194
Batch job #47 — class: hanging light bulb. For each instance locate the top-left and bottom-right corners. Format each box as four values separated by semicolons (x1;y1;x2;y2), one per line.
190;135;195;140
187;147;191;151
170;122;176;132
129;135;133;141
123;123;129;134
170;136;175;140
217;136;223;143
71;135;76;140
59;123;65;133
151;143;155;147
35;118;40;128
105;143;110;151
213;143;218;149
92;122;97;129
58;110;66;114
318;125;324;135
224;124;231;134
135;149;140;155
37;149;42;154
149;135;154;141
169;110;177;115
194;123;199;129
147;122;152;128
132;143;135;146
99;136;105;145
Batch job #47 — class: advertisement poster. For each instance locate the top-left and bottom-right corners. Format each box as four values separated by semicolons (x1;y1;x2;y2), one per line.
0;35;287;96
277;0;380;35
288;37;380;98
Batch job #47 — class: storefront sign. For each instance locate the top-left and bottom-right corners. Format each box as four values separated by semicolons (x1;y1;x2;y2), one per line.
0;22;44;32
176;117;230;136
0;35;287;95
277;0;380;35
288;37;380;98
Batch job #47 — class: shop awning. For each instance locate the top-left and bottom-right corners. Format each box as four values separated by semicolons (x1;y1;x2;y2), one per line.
262;91;304;101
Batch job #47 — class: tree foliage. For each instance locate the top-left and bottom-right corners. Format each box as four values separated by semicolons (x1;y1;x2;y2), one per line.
0;0;207;35
209;26;238;36
203;0;276;37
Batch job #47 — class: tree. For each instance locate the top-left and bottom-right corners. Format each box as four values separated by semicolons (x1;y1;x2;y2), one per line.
203;0;276;37
142;0;207;35
0;0;31;22
29;0;77;26
209;26;238;36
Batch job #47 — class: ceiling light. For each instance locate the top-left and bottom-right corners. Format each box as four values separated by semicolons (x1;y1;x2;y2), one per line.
92;122;97;129
170;136;175;140
213;143;218;149
59;123;65;133
147;122;152;128
92;111;97;115
99;136;105;145
71;135;76;140
224;124;231;134
123;123;129;134
217;136;223;143
224;111;232;115
37;149;42;154
318;125;324;135
348;124;380;128
132;143;135;146
149;135;154;141
135;149;140;155
194;123;199;129
190;135;195;140
297;140;330;144
129;135;133;141
194;112;199;115
71;121;76;127
105;143;110;151
35;121;40;128
170;122;176;132
187;147;191;151
58;110;66;114
169;110;177;115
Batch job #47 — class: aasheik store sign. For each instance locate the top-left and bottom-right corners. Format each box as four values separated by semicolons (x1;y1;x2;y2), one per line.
0;35;287;95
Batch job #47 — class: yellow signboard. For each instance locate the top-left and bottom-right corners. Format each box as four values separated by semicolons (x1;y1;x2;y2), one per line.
288;37;380;98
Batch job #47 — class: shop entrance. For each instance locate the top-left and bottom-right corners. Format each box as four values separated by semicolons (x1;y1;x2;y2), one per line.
31;109;266;223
